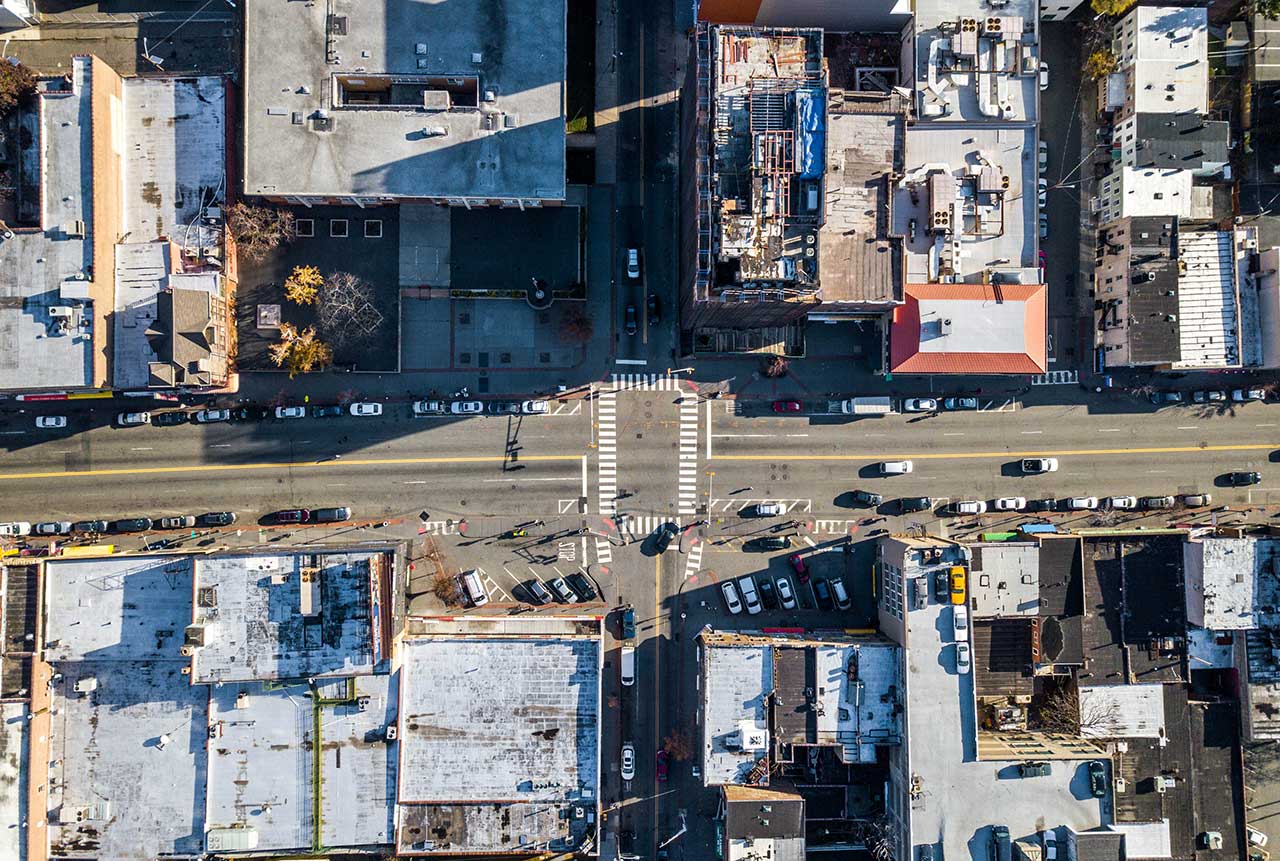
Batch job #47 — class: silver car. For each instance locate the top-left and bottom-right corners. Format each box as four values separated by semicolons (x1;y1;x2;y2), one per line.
451;401;484;415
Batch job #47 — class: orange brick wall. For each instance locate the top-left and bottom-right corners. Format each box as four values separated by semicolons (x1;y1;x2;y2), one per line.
88;55;124;388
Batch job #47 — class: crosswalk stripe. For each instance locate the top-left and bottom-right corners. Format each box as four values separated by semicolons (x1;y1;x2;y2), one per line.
683;541;704;579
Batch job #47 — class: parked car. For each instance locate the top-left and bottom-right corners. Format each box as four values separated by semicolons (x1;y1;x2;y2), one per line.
749;535;792;551
955;642;971;673
1108;496;1138;510
549;577;579;603
772;400;802;413
626;247;641;280
275;406;306;419
35;415;67;429
899;496;933;513
748;501;785;517
994;497;1026;511
488;401;523;415
1018;761;1051;778
655;749;669;781
450;401;484;414
1039;61;1049;91
953;604;969;637
117;411;151;426
933;570;950;602
111;517;153;533
943;397;978;410
521;400;550;415
830;578;851;610
1087;760;1108;798
902;397;938;413
1066;497;1099;510
157;515;196;530
151;411;189;427
1149;391;1183;406
952;500;988;515
620;605;636;639
412;400;447;416
1028;498;1056;512
1140;496;1176;510
1038;141;1049;175
721;580;744;614
624;304;638;336
193;409;231;424
1233;388;1266;402
788;553;809;583
311;405;344;418
853;489;883;507
949;567;966;604
621;743;636;781
1226;471;1262;486
524;579;553;605
567;572;598;601
313;507;352;523
757;577;778;609
1044;832;1058;861
813;579;834;610
1022;457;1058;474
1192;390;1226;404
231;406;268;422
0;522;32;536
647;294;660;325
198;511;238;527
1180;492;1213;507
738;576;763;615
881;460;914;475
775;576;797;609
1037;178;1047;209
34;521;72;535
72;520;108;533
991;826;1012;861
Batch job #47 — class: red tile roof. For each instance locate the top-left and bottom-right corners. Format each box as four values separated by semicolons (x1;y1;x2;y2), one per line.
889;283;1047;375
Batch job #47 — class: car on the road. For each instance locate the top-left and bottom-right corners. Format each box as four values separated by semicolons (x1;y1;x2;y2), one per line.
1087;760;1108;798
1193;390;1226;404
1022;457;1058;474
157;515;196;530
524;579;553;605
1019;761;1051;778
34;521;72;535
943;396;978;411
624;304;638;336
313;507;352;523
738;576;763;615
193;408;231;424
955;642;971;673
151;411;189;427
757;577;778;609
1149;391;1183;406
1180;492;1213;507
35;415;67;429
775;576;797;609
853;489;883;507
1039;60;1049;91
899;496;933;513
1108;496;1138;510
549;577;579;603
881;460;913;475
0;522;32;537
721;580;744;614
198;511;238;527
1226;471;1262;486
647;294;661;326
1038;141;1049;175
521;400;550;415
273;509;311;524
1028;498;1056;512
111;517;153;533
117;411;151;427
620;605;636;638
788;553;809;583
1140;495;1176;510
748;535;792;551
813;579;834;610
626;248;641;280
621;743;636;781
1044;831;1058;861
487;401;523;415
772;400;802;413
1233;388;1266;402
72;519;108;533
953;604;969;638
231;406;268;422
651;522;677;553
311;405;344;418
1037;178;1047;209
1039;213;1048;239
949;567;966;604
748;501;786;517
275;406;306;419
450;400;484;415
412;400;447;416
994;496;1026;511
1066;497;1099;510
567;572;598;601
952;500;988;515
655;749;669;781
902;397;938;413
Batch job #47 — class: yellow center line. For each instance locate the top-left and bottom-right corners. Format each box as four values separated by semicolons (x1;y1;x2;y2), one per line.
713;442;1279;462
0;454;584;481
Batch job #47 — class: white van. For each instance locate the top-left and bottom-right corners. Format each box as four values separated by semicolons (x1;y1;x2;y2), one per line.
459;570;489;607
880;460;913;475
620;646;636;686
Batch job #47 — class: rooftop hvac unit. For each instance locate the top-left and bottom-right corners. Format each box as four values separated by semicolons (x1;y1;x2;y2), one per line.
422;126;448;137
63;220;85;238
385;724;398;741
49;306;76;318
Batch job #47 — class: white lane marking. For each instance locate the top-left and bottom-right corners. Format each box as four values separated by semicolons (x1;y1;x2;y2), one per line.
581;455;589;500
1147;470;1170;474
785;433;809;438
402;480;428;485
1020;431;1043;435
1258;423;1278;428
865;433;886;437
802;536;817;547
944;432;965;437
130;446;154;451
326;483;349;487
1097;428;1121;433
0;431;27;436
706;398;713;461
480;476;577;483
1177;426;1199;430
209;443;233;448
710;433;775;438
615;358;648;365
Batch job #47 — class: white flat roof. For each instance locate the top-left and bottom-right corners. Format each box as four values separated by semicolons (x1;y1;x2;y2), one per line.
1185;537;1256;630
1174;231;1241;369
702;645;771;786
1114;168;1193;219
0;702;25;861
1110;820;1173;859
1079;684;1166;739
1121;6;1208;114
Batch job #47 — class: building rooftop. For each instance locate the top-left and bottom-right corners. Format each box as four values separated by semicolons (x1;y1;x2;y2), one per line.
1113;6;1208;115
1071;829;1125;861
889;282;1047;374
0;702;24;861
1243;539;1280;740
702;642;772;785
1038;536;1085;666
1104;167;1194;220
724;786;806;861
971;617;1034;697
242;0;566;201
1079;683;1165;739
1172;230;1248;369
1184;536;1257;630
190;551;384;684
1132;114;1229;172
1095;216;1181;367
969;542;1041;616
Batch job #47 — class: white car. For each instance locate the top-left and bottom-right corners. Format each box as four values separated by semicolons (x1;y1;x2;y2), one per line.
738;576;763;615
0;522;32;537
193;409;231;424
775;576;797;610
952;500;988;515
956;642;971;674
952;604;969;638
117;411;150;426
1067;496;1099;510
451;401;484;415
1044;830;1058;861
1039;61;1049;91
1038;141;1049;175
621;743;636;781
626;248;641;280
521;400;550;415
751;502;785;517
412;400;446;416
1037;178;1048;208
902;398;938;413
1108;496;1138;510
994;496;1027;511
275;406;306;419
35;415;67;429
721;580;744;615
1022;457;1059;474
34;521;72;535
349;402;383;417
1233;388;1266;402
881;460;914;475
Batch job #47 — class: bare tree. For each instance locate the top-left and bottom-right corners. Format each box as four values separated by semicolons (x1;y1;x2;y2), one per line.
1033;684;1125;737
318;271;386;350
226;202;295;262
763;355;790;378
663;729;693;761
557;305;594;345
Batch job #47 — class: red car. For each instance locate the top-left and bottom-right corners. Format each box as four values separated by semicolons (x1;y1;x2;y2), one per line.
789;553;809;583
274;509;311;524
772;400;802;413
655;749;669;781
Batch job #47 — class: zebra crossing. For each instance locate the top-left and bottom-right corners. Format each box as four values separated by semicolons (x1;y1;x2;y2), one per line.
610;373;683;391
597;389;618;517
683;539;704;579
621;515;682;537
593;537;613;565
1031;370;1078;385
678;396;700;515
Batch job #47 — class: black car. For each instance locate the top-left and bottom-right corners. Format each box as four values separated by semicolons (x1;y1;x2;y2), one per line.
231;405;268;422
647;294;661;325
111;517;153;533
652;522;677;553
1226;471;1262;486
757;578;778;609
620;605;636;639
488;401;523;415
1149;391;1183;405
747;535;792;551
813;579;834;610
567;572;598;601
524;579;553;604
151;411;189;427
313;507;352;523
900;496;932;513
852;489;883;507
624;304;638;336
1027;498;1056;512
1087;760;1108;798
933;570;950;602
1017;761;1051;778
311;404;344;418
273;509;311;524
198;511;238;527
72;519;108;533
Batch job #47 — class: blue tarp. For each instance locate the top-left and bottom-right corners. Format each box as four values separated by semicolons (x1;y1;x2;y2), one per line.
795;88;825;180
